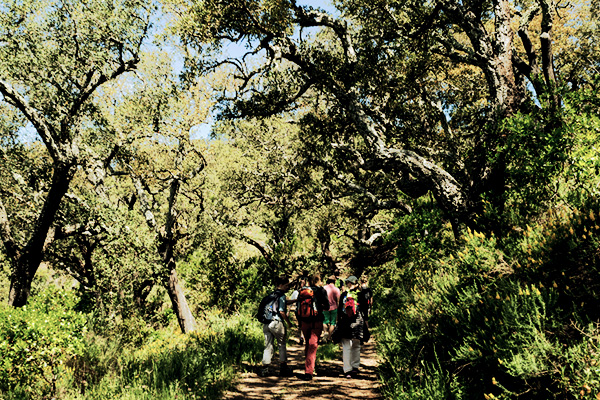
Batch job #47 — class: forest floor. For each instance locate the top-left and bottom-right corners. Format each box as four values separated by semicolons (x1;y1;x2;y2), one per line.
223;334;383;400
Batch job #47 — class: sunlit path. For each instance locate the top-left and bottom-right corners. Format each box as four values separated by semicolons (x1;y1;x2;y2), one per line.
223;337;382;400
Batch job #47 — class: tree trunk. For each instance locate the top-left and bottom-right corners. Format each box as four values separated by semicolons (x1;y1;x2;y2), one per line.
8;163;76;306
161;179;197;333
132;172;198;333
133;278;154;310
166;268;197;333
317;227;336;272
8;258;35;307
159;232;197;333
443;0;522;226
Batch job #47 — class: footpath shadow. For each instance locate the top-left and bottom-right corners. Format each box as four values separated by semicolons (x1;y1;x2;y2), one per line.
223;336;383;400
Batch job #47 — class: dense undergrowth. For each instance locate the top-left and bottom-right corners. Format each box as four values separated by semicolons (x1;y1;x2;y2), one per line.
0;290;263;400
368;88;600;400
374;199;600;399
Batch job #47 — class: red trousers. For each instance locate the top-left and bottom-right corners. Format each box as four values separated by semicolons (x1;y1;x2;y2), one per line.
300;321;323;375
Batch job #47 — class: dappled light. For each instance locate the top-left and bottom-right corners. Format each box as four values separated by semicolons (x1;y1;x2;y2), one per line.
2;0;600;399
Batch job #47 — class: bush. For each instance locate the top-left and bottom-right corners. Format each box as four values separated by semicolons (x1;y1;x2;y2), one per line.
0;287;86;399
375;200;600;399
0;283;265;400
65;308;263;400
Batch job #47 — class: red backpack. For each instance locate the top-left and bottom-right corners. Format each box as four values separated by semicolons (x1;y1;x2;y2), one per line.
297;287;318;322
343;292;359;317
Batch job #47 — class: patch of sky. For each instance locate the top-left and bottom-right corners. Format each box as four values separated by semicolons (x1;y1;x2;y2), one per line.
190;117;214;141
17;122;39;143
188;0;338;141
14;1;338;143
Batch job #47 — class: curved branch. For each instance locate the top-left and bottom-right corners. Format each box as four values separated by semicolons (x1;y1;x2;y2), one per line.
337;174;413;215
293;6;357;64
0;79;61;162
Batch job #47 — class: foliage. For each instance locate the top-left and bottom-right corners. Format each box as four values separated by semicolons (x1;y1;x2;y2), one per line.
0;0;154;307
179;233;265;313
0;293;263;400
316;341;342;362
0;287;87;399
501;89;600;223
376;196;600;399
3;1;600;399
63;309;263;400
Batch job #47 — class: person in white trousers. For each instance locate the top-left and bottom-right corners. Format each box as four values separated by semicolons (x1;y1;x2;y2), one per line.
260;276;293;377
337;275;366;379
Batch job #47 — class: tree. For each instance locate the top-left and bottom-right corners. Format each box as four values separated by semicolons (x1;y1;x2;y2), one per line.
95;51;214;333
0;0;153;306
203;113;401;281
209;118;322;274
169;0;595;238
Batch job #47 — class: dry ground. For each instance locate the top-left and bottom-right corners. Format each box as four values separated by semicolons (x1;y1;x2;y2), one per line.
223;335;383;400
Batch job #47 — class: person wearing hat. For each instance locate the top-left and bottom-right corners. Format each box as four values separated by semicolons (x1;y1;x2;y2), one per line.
259;275;294;377
322;275;341;342
336;275;366;379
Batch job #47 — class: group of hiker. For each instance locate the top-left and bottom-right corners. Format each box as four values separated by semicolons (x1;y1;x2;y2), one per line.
257;270;373;381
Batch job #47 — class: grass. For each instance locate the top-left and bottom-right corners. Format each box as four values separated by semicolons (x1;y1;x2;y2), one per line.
1;306;264;400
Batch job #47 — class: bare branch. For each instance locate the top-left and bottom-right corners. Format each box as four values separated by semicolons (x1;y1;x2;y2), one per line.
293;7;357;64
0;79;61;161
129;171;157;228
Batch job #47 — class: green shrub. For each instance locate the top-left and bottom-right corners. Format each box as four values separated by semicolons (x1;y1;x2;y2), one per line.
376;199;600;399
66;308;263;400
316;342;342;362
0;287;86;399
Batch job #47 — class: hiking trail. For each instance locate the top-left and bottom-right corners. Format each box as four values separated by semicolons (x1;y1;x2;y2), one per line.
223;336;382;399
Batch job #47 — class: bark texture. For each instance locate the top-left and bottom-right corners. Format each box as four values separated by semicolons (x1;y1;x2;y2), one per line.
8;163;77;306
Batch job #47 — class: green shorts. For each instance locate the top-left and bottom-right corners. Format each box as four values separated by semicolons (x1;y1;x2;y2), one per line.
323;309;338;325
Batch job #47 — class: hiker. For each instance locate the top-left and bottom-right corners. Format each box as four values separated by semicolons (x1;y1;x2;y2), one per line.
288;276;307;345
297;273;329;380
334;268;344;292
259;275;294;377
323;275;340;342
337;275;367;379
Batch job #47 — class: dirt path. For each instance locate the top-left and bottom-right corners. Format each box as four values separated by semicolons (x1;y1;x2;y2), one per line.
223;336;383;400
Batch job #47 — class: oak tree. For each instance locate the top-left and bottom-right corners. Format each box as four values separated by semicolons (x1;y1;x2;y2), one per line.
0;0;153;306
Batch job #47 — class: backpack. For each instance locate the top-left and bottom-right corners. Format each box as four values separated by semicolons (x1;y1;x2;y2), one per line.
256;290;281;324
343;291;359;318
297;287;318;322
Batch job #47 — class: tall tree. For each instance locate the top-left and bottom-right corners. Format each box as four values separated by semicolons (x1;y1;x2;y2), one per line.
209;118;321;274
0;0;153;306
169;0;589;236
97;51;213;333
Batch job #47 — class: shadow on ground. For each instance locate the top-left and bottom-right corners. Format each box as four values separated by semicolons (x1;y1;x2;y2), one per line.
223;335;382;400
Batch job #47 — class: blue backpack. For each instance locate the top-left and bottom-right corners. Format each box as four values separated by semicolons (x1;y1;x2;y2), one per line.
256;290;281;324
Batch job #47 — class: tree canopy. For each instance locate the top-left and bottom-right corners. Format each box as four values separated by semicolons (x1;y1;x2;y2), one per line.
2;0;600;398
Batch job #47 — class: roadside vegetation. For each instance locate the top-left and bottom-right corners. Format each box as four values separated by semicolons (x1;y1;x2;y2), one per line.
2;0;600;399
